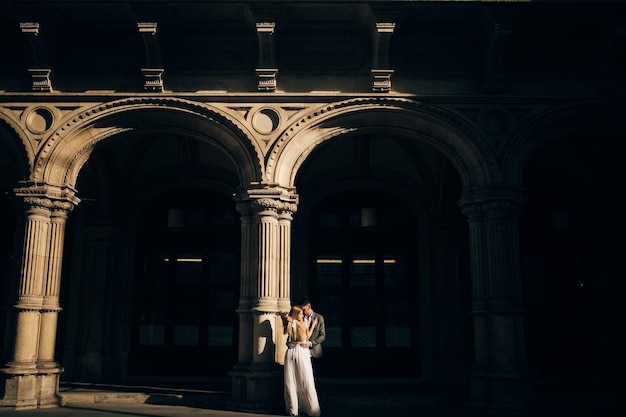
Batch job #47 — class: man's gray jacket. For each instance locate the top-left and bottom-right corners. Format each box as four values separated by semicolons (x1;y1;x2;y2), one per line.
307;311;326;358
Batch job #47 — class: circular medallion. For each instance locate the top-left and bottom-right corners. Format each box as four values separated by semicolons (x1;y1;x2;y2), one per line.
252;107;280;135
26;107;54;134
480;107;510;136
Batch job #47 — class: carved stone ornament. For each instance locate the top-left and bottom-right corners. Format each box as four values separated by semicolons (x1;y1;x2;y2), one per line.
236;198;297;217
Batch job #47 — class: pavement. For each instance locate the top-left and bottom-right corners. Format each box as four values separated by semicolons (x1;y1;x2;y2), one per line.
0;378;614;417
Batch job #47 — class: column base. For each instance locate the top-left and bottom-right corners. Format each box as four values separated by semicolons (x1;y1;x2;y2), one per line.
227;362;283;413
0;365;63;410
468;368;538;413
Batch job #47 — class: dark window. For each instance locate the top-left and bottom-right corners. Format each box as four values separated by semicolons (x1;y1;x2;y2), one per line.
129;191;239;377
309;191;419;378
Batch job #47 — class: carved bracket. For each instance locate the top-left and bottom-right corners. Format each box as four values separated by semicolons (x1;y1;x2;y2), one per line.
138;22;164;91
21;22;53;92
141;68;165;92
255;20;278;92
28;68;53;92
482;7;513;92
256;68;278;92
370;9;397;92
371;69;394;93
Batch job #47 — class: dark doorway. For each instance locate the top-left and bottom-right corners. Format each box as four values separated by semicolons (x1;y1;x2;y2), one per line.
129;190;240;377
520;190;596;378
308;191;419;378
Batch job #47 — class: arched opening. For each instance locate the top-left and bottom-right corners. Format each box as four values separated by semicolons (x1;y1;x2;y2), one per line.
59;129;242;382
293;132;469;381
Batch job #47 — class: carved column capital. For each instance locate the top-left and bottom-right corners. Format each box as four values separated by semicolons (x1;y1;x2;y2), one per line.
458;186;526;220
11;183;80;213
235;184;298;216
236;198;297;217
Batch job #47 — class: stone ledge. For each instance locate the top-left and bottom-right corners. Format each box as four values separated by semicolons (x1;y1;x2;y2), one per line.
59;392;154;405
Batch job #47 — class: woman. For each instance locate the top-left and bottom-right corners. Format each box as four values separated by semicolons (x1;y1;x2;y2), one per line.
281;306;321;417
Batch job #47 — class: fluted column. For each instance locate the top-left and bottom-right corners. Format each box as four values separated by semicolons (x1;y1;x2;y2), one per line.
11;197;51;368
229;185;297;413
38;201;73;368
237;213;254;364
249;198;280;364
1;184;78;410
458;186;536;412
276;209;294;364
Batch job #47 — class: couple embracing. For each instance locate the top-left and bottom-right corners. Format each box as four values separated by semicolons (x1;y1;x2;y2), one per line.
281;298;326;417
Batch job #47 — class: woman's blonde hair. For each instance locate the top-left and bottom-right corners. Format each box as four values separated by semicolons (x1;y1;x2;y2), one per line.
282;305;303;334
289;305;303;319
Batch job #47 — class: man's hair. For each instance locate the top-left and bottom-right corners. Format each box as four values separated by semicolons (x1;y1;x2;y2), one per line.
297;297;311;307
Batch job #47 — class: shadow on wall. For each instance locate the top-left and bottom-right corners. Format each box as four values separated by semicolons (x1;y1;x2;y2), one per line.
257;314;277;362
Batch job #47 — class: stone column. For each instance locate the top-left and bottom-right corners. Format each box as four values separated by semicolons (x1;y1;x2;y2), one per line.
229;185;297;413
37;200;73;407
0;184;78;410
276;209;294;364
458;186;536;412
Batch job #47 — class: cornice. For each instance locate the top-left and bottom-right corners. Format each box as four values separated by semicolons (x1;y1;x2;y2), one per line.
1;91;621;106
2;1;620;3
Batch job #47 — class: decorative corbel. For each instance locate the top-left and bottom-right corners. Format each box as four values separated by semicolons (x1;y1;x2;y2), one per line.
482;7;513;92
138;22;164;92
20;22;53;92
370;8;397;93
252;7;280;92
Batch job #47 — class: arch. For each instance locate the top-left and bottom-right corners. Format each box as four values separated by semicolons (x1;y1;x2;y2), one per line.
32;98;263;187
502;99;626;186
0;114;36;182
268;97;494;189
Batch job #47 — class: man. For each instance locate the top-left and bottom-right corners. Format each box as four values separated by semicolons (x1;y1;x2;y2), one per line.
291;297;325;388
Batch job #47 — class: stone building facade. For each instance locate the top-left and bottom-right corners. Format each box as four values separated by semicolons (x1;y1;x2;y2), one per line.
0;0;624;412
